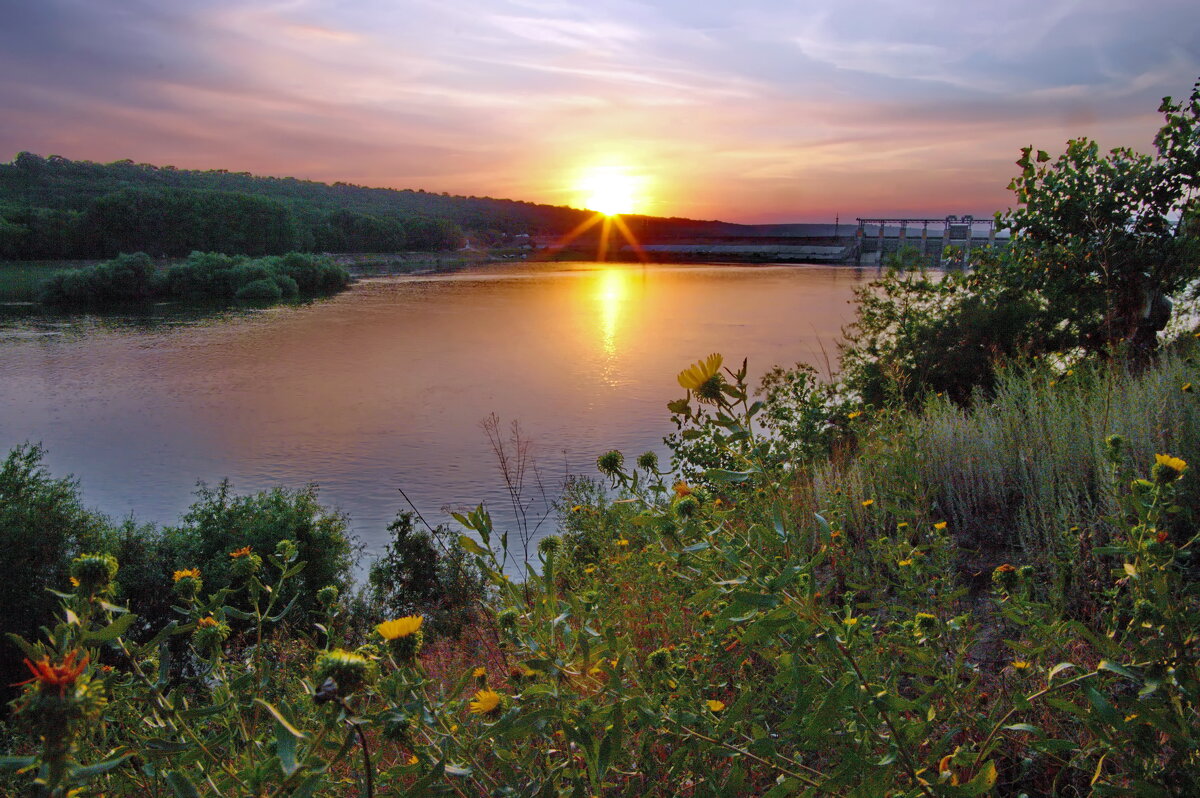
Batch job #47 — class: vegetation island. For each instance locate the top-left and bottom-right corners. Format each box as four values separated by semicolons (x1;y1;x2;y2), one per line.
1;81;1199;796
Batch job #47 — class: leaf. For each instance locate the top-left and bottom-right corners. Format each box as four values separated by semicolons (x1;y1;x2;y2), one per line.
70;753;133;779
1047;662;1075;680
254;699;307;738
458;535;488;556
81;612;137;643
276;720;299;777
0;756;36;771
445;763;473;777
165;771;201;798
1097;660;1138;681
1002;723;1040;734
704;468;753;483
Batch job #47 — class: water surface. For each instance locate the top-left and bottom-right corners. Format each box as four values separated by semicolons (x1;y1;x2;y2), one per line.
0;262;872;564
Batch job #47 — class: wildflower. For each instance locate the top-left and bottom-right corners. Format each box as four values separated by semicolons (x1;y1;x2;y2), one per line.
588;663;605;677
473;666;487;679
705;699;726;713
1184;383;1194;393
861;499;874;508
616;537;630;547
898;559;913;567
275;538;299;561
847;411;862;420
229;546;263;578
469;688;503;716
377;616;424;662
897;522;909;529
677;353;723;391
992;563;1018;592
172;568;203;600
674;495;700;519
377;616;423;640
497;608;519;630
636;451;659;471
1012;660;1031;670
192;616;231;653
933;521;948;530
538;535;562;557
571;505;583;512
596;450;625;477
313;649;376;696
70;553;118;595
844;617;859;626
673;481;694;498
407;754;419;765
647;648;673;671
69;577;80;588
317;585;340;607
1152;453;1187;484
17;650;89;697
583;565;597;574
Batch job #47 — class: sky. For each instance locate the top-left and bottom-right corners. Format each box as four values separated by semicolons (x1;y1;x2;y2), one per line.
0;0;1198;223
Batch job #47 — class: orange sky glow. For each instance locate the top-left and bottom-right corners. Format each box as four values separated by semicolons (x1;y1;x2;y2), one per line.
1;1;1197;223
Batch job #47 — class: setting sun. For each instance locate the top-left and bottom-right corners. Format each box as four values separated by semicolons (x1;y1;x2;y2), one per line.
576;165;647;216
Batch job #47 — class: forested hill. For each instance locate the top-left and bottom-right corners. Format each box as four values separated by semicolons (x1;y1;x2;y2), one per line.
0;152;724;260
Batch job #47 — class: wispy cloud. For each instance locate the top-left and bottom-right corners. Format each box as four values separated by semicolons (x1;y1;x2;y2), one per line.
0;0;1196;222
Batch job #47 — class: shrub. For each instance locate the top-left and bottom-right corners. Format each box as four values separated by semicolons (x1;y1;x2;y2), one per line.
234;277;283;303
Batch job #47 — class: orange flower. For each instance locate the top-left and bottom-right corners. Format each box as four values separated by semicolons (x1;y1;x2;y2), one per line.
197;616;219;628
229;546;253;559
16;650;89;696
172;568;201;582
673;482;694;498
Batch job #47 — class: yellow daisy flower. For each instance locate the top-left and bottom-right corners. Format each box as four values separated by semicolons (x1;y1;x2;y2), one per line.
376;616;423;640
677;353;723;391
468;688;502;715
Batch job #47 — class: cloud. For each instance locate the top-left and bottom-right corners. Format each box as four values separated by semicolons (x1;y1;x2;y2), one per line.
0;0;1196;222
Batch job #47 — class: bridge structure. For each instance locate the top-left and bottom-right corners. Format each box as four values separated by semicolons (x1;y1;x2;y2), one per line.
851;216;1001;267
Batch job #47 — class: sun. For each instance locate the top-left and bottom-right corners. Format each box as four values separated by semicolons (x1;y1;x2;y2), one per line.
576;165;646;216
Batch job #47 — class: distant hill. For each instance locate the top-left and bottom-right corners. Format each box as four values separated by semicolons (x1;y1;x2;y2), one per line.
0;152;736;260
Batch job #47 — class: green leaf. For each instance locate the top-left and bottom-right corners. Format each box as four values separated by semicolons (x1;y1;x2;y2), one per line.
458;535;488;556
1047;662;1075;680
5;633;41;660
254;699;307;738
165;771;201;798
70;753;133;779
276;720;299;777
1097;660;1138;681
81;612;137;643
1002;723;1040;734
445;763;473;777
704;468;754;483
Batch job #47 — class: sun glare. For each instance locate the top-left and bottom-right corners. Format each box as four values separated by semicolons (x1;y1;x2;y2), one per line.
577;165;646;216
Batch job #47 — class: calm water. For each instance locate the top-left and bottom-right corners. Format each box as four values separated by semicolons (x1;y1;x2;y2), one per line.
0;262;871;566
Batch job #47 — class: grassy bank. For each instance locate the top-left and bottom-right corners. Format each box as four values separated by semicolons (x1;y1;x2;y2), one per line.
0;260;92;302
4;348;1198;796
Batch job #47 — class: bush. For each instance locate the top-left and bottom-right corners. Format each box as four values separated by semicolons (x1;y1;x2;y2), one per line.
38;252;155;306
163;480;356;618
234;277;283;303
367;511;485;638
0;445;112;702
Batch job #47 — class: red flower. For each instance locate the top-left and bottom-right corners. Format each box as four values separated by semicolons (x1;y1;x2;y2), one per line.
15;650;89;696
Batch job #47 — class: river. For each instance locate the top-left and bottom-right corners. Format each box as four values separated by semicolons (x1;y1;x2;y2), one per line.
0;261;873;566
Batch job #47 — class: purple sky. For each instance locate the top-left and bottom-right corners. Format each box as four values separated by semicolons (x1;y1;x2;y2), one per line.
1;0;1197;222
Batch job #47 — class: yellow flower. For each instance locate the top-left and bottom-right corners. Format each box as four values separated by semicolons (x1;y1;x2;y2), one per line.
897;522;909;529
472;666;486;678
468;688;502;715
588;664;605;677
583;565;597;574
898;559;913;567
376;616;424;640
1155;453;1187;473
571;505;583;512
1012;660;1031;670
197;615;218;628
677;353;723;391
69;576;80;587
933;521;948;530
172;568;201;582
229;546;253;559
844;617;859;626
616;538;630;547
861;499;874;507
406;754;418;765
847;411;862;420
706;699;726;712
1183;383;1193;393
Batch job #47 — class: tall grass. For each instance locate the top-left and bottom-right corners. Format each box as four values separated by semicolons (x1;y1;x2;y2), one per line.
816;349;1200;596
